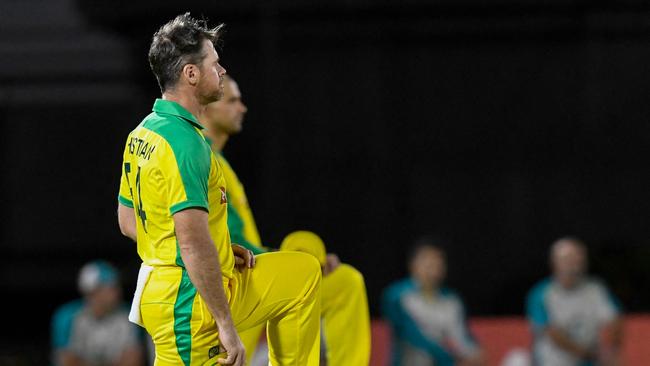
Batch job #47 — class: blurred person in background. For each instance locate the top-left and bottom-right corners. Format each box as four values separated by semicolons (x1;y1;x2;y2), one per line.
382;239;484;366
526;237;623;366
50;260;143;366
278;230;371;366
200;75;371;365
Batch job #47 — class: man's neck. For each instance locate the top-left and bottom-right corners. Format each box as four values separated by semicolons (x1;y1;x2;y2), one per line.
212;133;229;153
414;279;439;299
555;275;583;290
162;90;203;121
420;286;439;301
89;304;110;319
203;128;229;152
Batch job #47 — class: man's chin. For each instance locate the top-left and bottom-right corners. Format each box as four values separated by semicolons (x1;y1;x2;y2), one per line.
229;125;243;135
204;90;224;104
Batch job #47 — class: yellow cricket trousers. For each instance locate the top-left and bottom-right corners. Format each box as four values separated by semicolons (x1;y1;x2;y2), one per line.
140;251;322;365
239;263;371;365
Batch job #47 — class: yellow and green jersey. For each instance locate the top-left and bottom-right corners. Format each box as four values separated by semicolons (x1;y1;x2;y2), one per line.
214;153;267;255
119;99;235;278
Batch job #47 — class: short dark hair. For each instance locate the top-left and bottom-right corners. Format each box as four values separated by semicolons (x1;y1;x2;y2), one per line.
550;236;587;258
148;13;224;92
408;236;447;264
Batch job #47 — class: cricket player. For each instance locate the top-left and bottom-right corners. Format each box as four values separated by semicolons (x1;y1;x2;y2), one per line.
382;240;483;366
200;75;372;365
116;13;322;366
526;237;622;366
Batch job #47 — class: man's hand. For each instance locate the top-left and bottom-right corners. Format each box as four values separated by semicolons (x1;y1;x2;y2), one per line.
458;352;485;366
599;347;622;366
113;345;144;366
599;318;623;366
216;322;246;366
58;350;90;366
323;253;341;276
232;244;255;271
547;326;594;360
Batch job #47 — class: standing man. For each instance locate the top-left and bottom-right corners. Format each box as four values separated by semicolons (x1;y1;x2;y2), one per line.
382;240;484;366
526;237;623;366
117;13;322;366
200;75;372;365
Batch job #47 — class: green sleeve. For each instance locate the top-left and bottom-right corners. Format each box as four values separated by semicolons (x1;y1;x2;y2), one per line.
147;119;211;215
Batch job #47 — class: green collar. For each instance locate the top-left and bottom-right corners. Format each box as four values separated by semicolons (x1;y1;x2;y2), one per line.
152;99;204;130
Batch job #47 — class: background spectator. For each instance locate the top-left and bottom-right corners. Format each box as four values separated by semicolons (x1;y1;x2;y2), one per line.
51;260;144;366
383;239;483;366
526;238;622;366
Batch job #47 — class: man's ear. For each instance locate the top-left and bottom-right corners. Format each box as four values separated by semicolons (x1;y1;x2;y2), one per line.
182;64;200;86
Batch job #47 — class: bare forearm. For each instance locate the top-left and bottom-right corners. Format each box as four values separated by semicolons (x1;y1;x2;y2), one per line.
458;350;485;366
607;319;623;348
547;327;591;359
117;204;137;241
113;347;143;366
179;237;233;327
59;351;88;366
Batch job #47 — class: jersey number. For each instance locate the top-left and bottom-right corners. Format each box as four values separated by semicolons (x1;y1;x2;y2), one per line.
124;162;148;233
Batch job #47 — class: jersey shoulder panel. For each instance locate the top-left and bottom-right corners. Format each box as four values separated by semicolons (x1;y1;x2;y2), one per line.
141;114;213;213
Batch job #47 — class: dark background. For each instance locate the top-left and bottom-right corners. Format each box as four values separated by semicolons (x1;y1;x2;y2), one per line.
3;0;650;361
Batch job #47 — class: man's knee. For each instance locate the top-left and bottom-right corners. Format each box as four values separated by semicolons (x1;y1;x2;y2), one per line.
273;251;322;291
296;251;322;282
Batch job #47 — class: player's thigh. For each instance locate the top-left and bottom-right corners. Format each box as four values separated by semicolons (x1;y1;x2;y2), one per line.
230;251;322;330
238;323;266;364
142;303;180;365
142;267;221;365
321;263;365;313
190;295;224;365
144;305;221;366
141;268;185;365
239;323;265;352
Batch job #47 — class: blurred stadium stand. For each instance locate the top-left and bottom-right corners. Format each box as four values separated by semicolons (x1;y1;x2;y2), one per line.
370;316;650;365
0;0;145;361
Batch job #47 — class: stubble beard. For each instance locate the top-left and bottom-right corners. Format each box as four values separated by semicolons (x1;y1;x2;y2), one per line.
200;86;223;105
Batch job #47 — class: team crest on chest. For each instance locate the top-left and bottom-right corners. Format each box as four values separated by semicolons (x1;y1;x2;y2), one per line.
220;187;227;204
